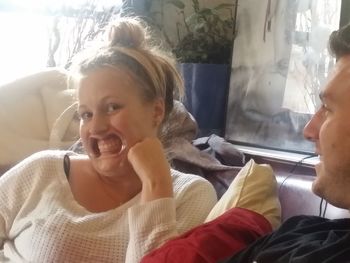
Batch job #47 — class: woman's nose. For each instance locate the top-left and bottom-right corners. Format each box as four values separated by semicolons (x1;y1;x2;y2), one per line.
90;114;109;134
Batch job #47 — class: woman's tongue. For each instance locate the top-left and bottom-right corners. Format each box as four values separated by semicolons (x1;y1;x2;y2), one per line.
97;137;122;155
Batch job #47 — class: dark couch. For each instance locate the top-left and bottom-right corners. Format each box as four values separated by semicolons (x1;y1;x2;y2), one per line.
205;154;350;222
276;173;350;221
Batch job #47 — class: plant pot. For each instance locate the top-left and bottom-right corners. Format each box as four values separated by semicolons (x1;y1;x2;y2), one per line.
179;63;230;137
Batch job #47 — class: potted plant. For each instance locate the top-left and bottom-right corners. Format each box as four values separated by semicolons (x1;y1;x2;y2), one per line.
169;0;235;64
146;0;237;136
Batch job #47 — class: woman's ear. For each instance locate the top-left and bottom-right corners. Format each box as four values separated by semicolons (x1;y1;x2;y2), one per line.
153;98;165;127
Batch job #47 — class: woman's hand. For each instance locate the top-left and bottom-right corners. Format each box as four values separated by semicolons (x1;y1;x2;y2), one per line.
127;137;173;203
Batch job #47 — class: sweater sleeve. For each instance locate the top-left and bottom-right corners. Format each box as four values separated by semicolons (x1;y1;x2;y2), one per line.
0;151;57;257
0;210;5;250
0;162;30;257
0;211;6;261
125;173;217;263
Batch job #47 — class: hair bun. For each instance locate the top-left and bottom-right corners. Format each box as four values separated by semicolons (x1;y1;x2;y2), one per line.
107;18;146;49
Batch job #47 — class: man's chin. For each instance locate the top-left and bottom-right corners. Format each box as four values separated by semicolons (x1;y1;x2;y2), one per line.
311;178;323;198
312;163;324;197
314;161;322;175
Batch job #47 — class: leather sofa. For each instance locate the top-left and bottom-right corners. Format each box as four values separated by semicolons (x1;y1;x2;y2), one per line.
276;173;350;221
205;155;350;222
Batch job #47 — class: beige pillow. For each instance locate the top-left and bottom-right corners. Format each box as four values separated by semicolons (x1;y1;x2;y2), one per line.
205;159;281;229
0;68;79;166
40;86;76;132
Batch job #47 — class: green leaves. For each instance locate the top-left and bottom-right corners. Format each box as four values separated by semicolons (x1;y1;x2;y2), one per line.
213;3;234;10
166;0;185;9
146;0;236;64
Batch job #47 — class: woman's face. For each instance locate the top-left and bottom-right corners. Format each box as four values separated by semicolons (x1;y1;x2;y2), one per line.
78;66;164;176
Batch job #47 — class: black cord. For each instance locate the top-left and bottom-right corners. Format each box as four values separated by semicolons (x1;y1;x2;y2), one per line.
319;198;324;217
323;201;328;217
281;154;328;218
278;154;317;196
321;199;328;218
289;154;317;174
319;198;329;218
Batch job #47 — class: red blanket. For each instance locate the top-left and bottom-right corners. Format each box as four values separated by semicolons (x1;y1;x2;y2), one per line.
141;207;272;263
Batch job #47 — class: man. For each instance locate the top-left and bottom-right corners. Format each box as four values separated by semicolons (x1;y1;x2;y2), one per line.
142;23;350;263
221;23;350;263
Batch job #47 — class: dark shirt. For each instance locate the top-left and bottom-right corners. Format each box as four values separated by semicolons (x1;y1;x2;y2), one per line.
223;215;350;263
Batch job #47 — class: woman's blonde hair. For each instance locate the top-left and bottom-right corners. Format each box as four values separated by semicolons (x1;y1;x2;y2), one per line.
72;17;184;121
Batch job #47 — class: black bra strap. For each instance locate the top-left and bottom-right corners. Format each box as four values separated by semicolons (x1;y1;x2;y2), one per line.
63;154;70;179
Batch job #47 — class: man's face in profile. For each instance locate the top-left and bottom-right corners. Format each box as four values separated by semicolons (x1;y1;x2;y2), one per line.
303;55;350;209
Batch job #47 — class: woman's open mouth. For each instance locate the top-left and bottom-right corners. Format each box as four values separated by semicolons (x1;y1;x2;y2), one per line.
89;134;126;157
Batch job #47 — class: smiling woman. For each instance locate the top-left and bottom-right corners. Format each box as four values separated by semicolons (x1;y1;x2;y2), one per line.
0;16;217;263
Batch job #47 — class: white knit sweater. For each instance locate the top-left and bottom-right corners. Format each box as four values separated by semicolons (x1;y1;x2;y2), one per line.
0;150;217;263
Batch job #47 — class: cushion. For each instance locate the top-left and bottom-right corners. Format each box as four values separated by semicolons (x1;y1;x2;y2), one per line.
0;81;48;141
205;159;281;229
40;85;76;135
0;68;79;168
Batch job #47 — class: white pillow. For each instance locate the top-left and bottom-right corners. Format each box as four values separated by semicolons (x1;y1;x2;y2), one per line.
0;68;79;166
205;159;281;229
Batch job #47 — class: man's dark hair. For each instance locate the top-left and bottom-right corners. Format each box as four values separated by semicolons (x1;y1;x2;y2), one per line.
329;23;350;59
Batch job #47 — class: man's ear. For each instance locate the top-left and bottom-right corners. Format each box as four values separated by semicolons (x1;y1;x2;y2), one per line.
153;98;165;126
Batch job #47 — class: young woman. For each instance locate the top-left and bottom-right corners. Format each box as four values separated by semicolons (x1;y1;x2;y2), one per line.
0;17;217;262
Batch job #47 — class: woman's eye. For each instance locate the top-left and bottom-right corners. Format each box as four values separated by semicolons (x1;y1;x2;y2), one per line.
106;103;121;113
79;112;92;121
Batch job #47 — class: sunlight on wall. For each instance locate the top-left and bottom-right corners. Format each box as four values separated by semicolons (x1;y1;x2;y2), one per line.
0;0;122;85
0;12;50;85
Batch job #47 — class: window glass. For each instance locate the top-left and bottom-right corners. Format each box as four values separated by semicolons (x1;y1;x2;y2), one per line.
225;0;341;154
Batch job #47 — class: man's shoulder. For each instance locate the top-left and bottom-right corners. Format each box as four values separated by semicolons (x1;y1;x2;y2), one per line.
281;215;350;231
223;215;350;262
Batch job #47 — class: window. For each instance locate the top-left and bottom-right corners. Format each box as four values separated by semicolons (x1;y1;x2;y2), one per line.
225;0;343;154
0;0;122;85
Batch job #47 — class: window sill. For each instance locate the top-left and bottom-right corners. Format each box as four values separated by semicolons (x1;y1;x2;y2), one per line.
233;144;319;167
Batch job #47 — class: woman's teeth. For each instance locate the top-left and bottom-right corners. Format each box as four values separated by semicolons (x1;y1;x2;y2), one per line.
98;138;122;154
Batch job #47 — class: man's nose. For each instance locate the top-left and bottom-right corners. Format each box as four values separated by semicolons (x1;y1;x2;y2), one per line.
303;111;321;142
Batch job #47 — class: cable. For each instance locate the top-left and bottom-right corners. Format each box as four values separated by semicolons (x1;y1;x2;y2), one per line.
318;198;329;218
289;154;318;174
321;199;328;218
278;153;329;218
323;201;328;217
319;198;324;217
278;154;317;196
